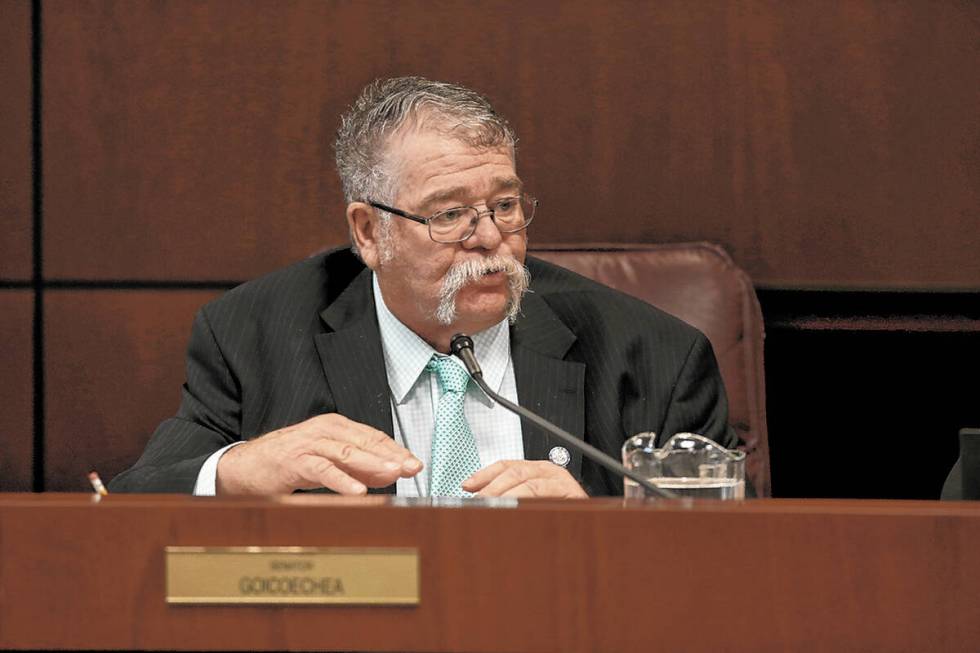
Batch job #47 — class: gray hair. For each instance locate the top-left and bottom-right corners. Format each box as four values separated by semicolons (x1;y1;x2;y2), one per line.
335;76;518;206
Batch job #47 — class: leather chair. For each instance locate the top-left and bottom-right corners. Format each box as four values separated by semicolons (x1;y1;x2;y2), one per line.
530;242;771;497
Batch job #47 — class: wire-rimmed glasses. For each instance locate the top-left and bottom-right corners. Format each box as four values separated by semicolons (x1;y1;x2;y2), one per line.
368;194;537;244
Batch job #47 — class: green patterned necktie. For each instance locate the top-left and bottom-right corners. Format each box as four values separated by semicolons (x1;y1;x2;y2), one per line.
427;355;482;497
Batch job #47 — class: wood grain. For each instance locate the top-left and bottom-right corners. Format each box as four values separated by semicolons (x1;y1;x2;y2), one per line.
0;495;978;651
40;0;979;288
0;292;33;491
0;0;32;281
43;290;222;491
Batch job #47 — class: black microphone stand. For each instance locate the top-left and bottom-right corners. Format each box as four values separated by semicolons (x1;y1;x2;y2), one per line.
450;334;678;499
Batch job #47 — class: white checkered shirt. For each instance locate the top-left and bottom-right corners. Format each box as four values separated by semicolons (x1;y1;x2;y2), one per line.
373;274;525;497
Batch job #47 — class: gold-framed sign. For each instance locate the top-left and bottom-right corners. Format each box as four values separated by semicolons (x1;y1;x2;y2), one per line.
165;546;419;605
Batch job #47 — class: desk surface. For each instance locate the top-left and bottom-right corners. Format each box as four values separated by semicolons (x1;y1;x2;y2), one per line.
2;494;978;652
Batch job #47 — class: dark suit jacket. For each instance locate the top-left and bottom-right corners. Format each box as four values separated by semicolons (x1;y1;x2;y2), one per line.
110;247;735;495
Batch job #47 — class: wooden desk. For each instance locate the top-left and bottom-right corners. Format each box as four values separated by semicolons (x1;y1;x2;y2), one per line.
1;494;978;651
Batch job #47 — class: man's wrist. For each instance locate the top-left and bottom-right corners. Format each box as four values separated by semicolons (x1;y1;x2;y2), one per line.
215;442;248;495
193;441;245;496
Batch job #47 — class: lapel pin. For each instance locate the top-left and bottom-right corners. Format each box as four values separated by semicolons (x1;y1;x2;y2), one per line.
548;446;571;468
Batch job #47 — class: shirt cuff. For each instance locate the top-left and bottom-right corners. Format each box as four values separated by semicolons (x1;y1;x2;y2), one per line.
193;441;246;496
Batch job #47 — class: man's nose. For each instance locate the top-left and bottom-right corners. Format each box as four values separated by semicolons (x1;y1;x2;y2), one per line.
463;209;503;250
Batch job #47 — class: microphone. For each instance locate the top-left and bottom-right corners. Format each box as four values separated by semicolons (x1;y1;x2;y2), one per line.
449;334;678;499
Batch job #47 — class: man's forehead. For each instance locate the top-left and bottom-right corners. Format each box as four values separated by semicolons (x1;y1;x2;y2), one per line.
387;127;517;202
386;108;510;152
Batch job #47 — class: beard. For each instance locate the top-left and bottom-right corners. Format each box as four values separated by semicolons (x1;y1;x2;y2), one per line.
375;221;530;327
434;254;531;326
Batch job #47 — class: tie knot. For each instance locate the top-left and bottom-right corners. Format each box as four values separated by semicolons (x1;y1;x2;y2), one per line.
427;355;470;394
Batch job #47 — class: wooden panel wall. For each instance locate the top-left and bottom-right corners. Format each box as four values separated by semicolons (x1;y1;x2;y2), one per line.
43;290;222;491
0;0;32;280
0;292;33;491
2;1;977;493
41;0;979;287
0;1;34;492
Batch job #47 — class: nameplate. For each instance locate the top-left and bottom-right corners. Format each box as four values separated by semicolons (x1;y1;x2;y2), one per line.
165;546;419;605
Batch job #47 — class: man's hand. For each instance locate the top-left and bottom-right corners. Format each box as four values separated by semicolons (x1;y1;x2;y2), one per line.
462;460;588;498
216;413;422;495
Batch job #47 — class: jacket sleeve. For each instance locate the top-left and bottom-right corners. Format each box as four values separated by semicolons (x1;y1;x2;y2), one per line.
658;332;738;451
108;307;242;493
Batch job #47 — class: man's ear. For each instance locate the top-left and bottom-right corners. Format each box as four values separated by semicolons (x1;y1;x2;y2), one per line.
346;202;381;270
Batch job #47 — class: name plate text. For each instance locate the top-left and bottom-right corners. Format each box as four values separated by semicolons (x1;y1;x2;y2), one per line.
165;546;419;605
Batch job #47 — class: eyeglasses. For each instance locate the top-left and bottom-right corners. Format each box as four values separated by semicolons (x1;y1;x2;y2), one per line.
368;194;537;244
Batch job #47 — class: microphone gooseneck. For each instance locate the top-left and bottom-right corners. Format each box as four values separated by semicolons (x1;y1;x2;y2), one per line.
449;333;678;499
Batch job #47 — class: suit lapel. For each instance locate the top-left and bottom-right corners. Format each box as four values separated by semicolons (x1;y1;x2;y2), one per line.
314;268;396;495
511;293;587;482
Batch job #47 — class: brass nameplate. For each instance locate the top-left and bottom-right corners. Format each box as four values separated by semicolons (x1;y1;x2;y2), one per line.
165;546;419;605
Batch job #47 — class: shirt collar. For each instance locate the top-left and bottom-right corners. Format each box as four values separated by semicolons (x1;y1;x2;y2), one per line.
372;273;511;405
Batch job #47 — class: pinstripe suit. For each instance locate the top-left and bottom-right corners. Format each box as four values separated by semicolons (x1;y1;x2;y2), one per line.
109;247;734;495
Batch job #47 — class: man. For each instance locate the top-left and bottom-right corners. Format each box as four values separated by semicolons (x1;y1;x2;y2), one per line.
110;76;735;497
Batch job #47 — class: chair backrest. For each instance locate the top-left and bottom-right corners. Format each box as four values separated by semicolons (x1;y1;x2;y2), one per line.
530;242;771;497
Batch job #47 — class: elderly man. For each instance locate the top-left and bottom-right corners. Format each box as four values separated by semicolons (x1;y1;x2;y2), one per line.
111;76;735;497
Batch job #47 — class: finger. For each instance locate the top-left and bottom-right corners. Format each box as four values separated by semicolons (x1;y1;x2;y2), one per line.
470;464;534;497
307;439;405;487
462;460;512;491
311;415;423;475
294;454;367;495
498;479;549;499
467;462;588;498
499;474;588;499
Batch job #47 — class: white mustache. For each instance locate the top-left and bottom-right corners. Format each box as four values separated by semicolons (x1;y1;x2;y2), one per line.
435;255;530;325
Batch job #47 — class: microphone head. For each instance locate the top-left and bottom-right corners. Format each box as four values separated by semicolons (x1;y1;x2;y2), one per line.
450;333;482;378
450;333;474;356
